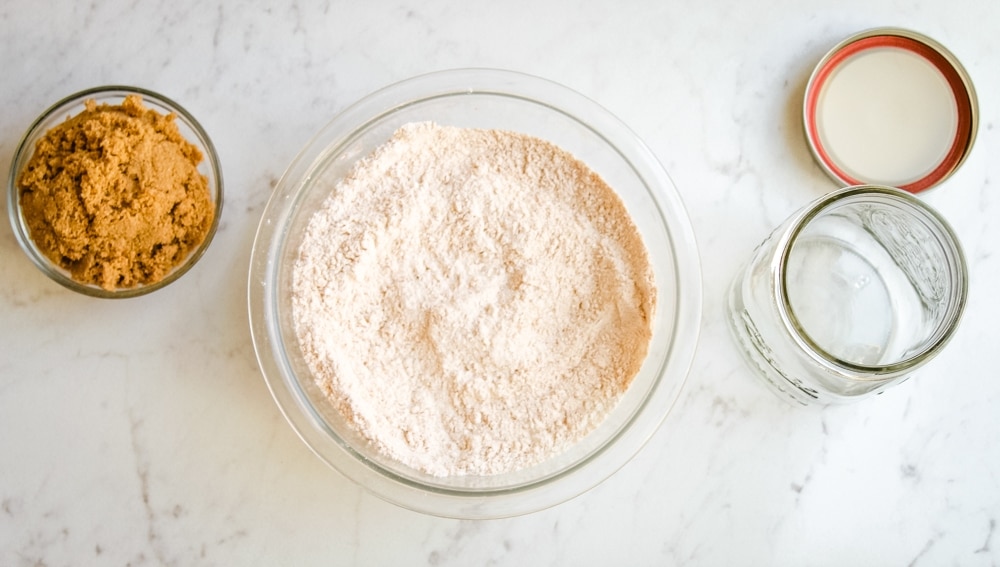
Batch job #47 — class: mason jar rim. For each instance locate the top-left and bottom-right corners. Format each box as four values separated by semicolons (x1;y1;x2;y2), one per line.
773;185;968;378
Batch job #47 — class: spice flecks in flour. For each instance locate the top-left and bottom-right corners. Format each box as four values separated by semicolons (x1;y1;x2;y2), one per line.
292;122;655;477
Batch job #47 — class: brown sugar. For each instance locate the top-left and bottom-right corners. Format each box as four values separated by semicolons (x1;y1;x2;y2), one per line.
17;95;215;291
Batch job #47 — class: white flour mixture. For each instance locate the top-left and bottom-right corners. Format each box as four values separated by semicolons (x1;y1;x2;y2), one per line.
292;122;655;476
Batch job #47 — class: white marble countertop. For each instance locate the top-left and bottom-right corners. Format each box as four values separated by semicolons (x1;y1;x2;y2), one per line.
2;0;998;565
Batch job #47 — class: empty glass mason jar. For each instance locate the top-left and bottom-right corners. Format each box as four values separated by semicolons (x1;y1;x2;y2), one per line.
727;185;968;405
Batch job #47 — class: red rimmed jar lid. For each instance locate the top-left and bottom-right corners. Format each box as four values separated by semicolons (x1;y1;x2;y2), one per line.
804;28;978;193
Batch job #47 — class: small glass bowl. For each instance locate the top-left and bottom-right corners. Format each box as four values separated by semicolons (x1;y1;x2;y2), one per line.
7;85;223;298
248;69;703;518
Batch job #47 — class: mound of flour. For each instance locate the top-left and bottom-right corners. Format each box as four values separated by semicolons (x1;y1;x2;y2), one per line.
292;122;655;477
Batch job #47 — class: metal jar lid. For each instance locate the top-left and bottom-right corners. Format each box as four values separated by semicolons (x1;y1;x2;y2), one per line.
803;28;978;193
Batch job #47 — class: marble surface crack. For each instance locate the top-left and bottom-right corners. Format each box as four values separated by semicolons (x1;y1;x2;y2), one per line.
976;518;996;554
128;409;169;566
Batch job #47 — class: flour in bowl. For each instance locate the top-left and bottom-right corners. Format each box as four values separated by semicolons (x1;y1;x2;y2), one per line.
291;122;655;477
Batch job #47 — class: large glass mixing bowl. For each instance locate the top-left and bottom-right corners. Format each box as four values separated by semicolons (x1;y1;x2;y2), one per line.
248;69;702;519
